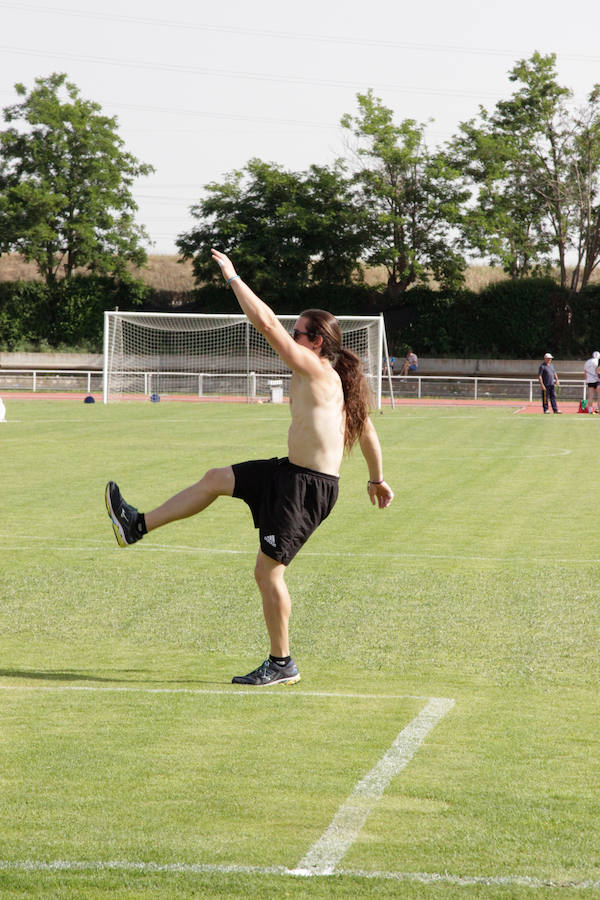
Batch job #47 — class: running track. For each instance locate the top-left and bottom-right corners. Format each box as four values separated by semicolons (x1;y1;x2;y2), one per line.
1;392;583;414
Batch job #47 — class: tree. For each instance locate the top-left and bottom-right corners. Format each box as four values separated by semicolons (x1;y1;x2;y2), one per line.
0;73;153;287
569;86;600;291
449;110;555;279
177;157;366;297
450;53;600;291
496;54;574;288
340;90;468;300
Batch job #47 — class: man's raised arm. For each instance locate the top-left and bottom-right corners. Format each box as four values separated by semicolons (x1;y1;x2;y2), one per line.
211;248;325;377
211;249;279;336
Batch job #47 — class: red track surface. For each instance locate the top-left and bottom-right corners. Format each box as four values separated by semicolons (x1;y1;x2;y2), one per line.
1;392;583;414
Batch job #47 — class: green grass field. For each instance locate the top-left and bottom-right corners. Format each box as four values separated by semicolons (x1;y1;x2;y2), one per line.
1;399;599;899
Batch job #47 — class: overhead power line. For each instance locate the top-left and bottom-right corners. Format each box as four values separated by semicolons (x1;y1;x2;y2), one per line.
0;1;597;61
0;45;506;101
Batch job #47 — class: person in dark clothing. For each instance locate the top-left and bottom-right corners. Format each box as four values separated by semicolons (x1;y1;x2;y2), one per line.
538;353;561;414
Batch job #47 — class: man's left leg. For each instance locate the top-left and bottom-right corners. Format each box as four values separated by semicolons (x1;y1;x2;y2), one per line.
231;550;300;685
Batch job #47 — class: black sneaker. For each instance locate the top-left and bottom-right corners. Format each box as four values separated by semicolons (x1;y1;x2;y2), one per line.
105;481;144;547
232;658;300;686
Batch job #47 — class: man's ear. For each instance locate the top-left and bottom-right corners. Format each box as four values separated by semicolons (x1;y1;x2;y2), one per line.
312;334;324;352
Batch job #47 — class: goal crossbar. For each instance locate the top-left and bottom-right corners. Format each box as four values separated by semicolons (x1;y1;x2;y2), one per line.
103;311;391;407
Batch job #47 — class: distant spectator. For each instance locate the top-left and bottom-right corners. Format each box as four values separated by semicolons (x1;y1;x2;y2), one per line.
400;349;418;376
538;353;561;414
584;351;600;414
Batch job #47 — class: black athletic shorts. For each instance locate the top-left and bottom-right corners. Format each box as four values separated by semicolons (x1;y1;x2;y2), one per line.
232;456;339;566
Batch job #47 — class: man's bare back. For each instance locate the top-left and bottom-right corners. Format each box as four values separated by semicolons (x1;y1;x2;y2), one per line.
287;362;345;475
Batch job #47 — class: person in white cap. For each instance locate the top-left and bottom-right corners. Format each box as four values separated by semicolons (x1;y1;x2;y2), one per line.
538;353;561;414
583;350;600;414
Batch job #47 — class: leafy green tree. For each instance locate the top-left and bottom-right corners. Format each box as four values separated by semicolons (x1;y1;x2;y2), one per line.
569;85;600;290
0;73;154;287
495;54;573;287
449;109;554;279
177;157;365;297
449;53;600;291
340;90;468;300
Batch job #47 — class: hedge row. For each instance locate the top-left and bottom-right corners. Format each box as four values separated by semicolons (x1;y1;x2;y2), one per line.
0;276;149;351
392;279;600;358
0;274;598;358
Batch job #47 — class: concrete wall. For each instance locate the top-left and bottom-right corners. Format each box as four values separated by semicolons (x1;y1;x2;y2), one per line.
0;351;587;378
416;357;585;378
0;351;103;370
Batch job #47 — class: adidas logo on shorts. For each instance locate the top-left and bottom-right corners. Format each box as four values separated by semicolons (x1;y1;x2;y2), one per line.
264;534;277;547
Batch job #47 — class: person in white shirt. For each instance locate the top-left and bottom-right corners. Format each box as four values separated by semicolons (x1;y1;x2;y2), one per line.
584;351;600;414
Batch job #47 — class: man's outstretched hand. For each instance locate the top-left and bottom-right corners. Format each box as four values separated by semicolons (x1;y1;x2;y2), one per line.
211;248;237;283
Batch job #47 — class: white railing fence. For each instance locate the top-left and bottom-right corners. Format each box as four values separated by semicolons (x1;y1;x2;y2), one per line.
0;369;102;394
0;369;588;403
390;375;586;403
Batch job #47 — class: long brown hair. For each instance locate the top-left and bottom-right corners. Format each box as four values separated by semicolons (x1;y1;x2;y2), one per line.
301;309;372;451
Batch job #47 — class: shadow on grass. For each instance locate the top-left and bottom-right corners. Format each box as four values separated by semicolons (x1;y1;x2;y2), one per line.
0;668;147;683
0;668;230;686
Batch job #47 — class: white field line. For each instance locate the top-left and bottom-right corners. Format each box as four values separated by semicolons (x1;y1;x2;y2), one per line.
292;697;454;876
0;533;585;565
412;446;571;458
0;860;598;891
1;544;588;565
0;685;436;701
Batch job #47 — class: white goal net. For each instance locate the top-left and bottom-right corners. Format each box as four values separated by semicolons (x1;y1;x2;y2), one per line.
103;311;390;407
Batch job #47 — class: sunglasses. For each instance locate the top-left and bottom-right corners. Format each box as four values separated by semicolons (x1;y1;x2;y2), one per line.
293;328;314;341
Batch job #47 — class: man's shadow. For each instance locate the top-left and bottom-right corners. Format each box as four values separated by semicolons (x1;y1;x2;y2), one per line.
0;668;228;685
0;668;141;683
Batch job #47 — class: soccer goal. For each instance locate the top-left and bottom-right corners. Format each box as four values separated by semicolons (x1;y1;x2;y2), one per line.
102;311;393;408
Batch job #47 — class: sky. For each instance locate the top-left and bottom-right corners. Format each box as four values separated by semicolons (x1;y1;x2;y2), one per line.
1;0;600;257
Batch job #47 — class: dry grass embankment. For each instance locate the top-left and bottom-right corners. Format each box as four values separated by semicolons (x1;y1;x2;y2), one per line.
1;254;598;293
362;264;511;292
0;254;196;292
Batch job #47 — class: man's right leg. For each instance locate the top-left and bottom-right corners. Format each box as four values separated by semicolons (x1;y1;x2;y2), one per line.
106;467;234;546
231;550;301;686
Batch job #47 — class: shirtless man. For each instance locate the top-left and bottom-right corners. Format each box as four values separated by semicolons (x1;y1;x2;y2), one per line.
105;248;394;686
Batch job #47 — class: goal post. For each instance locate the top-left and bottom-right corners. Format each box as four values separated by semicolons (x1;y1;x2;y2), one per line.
103;310;391;407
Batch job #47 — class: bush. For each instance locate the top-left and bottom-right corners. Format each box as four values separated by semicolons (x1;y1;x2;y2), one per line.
0;275;149;351
472;278;566;357
383;279;578;358
140;282;382;316
0;269;595;359
0;281;53;350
